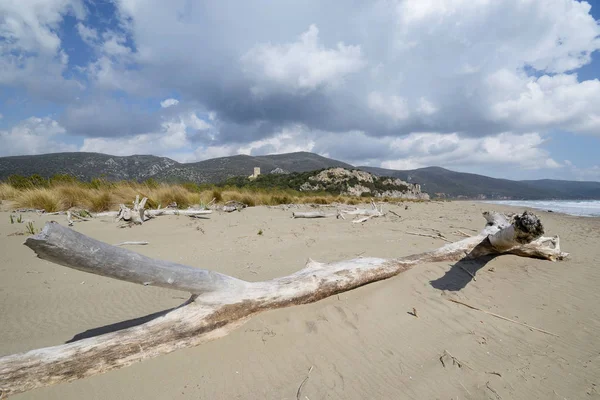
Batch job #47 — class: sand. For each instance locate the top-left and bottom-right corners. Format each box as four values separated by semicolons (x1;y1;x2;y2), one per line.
0;201;599;399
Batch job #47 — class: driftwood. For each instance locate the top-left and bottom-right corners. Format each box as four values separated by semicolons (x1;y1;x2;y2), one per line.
147;209;212;217
222;201;247;213
341;200;385;223
0;211;567;398
114;241;149;246
292;211;339;219
96;195;212;224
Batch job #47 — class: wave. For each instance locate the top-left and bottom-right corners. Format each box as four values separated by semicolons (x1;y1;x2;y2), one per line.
482;200;600;217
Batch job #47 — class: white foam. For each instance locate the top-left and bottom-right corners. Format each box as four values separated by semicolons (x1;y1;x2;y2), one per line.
482;200;600;217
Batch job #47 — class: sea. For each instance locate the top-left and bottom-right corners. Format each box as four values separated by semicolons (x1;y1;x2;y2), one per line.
482;200;600;217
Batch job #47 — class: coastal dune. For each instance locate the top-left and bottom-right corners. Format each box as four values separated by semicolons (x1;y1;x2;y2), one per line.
0;201;598;399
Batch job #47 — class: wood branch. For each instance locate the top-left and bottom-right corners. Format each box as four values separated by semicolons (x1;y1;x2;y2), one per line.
454;230;471;238
340;208;384;217
96;208;212;218
0;211;568;398
114;241;149;246
20;223;246;295
66;211;73;226
405;231;453;243
292;211;338;219
352;215;375;223
147;209;212;217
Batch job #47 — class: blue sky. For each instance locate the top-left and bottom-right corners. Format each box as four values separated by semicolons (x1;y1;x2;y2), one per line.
1;0;599;181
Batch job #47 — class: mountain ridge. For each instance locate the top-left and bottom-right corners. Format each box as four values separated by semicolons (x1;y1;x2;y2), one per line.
1;152;599;200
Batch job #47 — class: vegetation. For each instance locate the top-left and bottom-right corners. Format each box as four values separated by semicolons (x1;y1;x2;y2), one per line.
0;173;389;212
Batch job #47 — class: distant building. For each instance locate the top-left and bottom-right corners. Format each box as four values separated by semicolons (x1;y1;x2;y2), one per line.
248;167;261;180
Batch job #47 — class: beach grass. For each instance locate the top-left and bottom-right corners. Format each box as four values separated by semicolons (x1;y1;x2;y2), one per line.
0;176;420;212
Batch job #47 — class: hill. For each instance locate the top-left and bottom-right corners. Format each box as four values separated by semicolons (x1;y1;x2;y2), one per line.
1;152;599;199
154;152;354;182
359;166;600;200
222;168;428;199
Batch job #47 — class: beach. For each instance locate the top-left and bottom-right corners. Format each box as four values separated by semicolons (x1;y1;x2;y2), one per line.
0;201;599;399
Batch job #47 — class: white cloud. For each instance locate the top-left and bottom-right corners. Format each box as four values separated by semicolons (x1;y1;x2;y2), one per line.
80;122;189;156
382;132;560;171
79;109;213;158
76;23;98;45
367;92;410;122
160;98;180;108
0;117;76;156
242;24;365;94
488;71;600;134
193;125;316;161
0;0;85;99
417;97;437;116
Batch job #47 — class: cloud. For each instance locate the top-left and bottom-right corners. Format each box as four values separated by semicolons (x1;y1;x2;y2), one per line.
61;98;161;137
0;0;85;101
160;98;180;108
367;92;410;122
0;117;76;156
488;71;600;134
242;24;365;94
381;132;560;171
76;23;98;45
1;0;599;180
78;108;214;159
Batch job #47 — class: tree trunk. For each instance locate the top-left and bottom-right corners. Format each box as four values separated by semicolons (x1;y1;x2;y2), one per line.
0;211;567;398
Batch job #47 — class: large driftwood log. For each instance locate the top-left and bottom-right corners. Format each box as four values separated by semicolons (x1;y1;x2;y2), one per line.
0;211;567;398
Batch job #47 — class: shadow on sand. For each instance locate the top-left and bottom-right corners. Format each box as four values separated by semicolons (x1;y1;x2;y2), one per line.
430;254;498;291
66;307;176;343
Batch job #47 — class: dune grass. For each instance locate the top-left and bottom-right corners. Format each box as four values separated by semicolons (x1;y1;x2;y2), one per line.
0;174;423;213
1;180;378;212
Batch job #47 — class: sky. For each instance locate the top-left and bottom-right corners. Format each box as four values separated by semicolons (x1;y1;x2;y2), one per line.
1;0;599;181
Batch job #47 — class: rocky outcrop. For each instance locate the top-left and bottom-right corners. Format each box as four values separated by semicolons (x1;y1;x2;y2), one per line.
299;168;429;199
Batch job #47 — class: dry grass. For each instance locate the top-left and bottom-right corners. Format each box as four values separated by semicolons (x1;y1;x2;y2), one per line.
15;189;63;213
2;180;410;212
0;183;19;200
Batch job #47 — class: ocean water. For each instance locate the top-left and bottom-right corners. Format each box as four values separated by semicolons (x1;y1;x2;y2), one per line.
483;200;600;217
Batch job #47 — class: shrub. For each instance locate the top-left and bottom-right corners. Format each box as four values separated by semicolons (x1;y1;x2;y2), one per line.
89;191;112;212
0;183;19;200
211;189;223;202
16;189;61;212
57;185;91;209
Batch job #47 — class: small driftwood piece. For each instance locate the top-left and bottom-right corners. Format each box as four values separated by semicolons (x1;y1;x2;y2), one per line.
148;209;212;217
292;211;338;219
447;298;559;337
66;211;74;226
0;211;567;398
352;215;375;223
222;201;247;213
114;241;149;246
343;200;385;223
406;231;452;243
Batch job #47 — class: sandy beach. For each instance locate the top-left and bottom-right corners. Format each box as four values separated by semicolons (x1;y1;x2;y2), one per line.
1;201;599;399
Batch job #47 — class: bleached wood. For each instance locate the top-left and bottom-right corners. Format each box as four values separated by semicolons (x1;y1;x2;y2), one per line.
66;211;73;226
352;215;375;223
95;209;212;218
0;211;567;398
340;208;383;217
20;223;246;295
292;211;338;218
147;209;212;217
